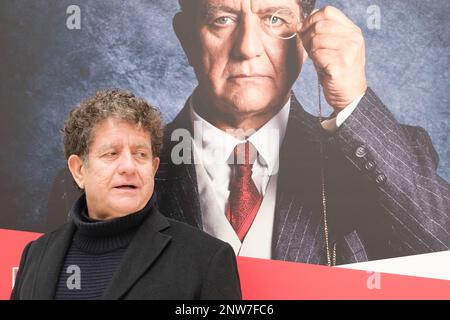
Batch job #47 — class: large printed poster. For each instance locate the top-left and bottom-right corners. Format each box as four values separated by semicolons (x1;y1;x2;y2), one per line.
1;0;449;300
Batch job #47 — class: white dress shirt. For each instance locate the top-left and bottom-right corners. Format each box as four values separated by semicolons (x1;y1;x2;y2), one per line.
189;93;364;258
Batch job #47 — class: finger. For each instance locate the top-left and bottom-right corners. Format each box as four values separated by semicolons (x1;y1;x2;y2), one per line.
301;6;355;30
301;20;357;49
302;34;346;55
309;48;338;72
300;6;358;33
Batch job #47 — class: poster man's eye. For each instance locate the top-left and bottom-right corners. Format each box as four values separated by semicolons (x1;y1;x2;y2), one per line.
213;16;235;27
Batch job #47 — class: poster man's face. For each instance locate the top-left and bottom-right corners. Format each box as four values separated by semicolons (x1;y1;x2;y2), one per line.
181;0;306;117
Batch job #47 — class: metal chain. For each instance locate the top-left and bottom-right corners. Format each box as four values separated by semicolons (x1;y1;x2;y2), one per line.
317;79;337;267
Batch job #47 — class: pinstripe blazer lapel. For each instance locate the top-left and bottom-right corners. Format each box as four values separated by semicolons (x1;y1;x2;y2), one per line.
155;101;203;230
270;94;370;264
272;94;329;264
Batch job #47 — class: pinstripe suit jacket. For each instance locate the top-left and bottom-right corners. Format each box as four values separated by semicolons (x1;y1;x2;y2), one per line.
155;88;450;265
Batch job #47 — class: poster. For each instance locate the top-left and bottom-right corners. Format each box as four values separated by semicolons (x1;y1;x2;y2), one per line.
1;0;449;303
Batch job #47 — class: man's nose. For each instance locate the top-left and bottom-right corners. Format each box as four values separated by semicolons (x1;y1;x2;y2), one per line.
117;152;137;174
231;16;264;60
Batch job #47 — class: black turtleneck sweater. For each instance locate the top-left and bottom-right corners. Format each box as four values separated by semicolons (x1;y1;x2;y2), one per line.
54;194;156;300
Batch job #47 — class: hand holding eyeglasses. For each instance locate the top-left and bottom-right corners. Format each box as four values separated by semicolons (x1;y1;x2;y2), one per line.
297;6;368;111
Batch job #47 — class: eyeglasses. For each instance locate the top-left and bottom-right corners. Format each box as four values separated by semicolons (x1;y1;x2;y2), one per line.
206;7;303;41
267;8;303;40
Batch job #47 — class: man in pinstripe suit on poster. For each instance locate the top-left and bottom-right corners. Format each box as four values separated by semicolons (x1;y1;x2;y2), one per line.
155;0;450;265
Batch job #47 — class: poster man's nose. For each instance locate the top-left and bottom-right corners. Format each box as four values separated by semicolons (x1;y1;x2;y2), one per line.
231;14;264;60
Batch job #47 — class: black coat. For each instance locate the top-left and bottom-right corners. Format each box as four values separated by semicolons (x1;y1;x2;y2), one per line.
11;205;242;300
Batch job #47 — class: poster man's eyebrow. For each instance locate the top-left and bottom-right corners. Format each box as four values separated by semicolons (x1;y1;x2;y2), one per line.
257;6;297;15
202;4;240;19
201;5;301;20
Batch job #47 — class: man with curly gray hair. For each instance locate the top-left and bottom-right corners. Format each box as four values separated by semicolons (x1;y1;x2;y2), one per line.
11;89;242;300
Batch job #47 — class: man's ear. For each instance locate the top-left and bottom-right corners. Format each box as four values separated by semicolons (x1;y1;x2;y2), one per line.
152;157;160;176
173;12;194;66
67;155;86;190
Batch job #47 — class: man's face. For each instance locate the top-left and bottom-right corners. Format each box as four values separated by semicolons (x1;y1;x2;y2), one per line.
182;0;306;117
72;118;160;220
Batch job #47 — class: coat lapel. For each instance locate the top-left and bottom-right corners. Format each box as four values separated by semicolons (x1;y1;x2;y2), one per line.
101;207;172;300
155;99;203;230
33;223;75;299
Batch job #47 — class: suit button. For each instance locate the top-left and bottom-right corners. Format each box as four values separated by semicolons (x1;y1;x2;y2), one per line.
364;160;376;171
375;173;387;185
355;146;367;158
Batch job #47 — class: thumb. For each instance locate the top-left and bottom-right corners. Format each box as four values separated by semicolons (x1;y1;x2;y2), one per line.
295;34;309;63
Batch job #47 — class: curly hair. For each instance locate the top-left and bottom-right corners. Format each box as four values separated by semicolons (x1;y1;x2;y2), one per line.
63;89;164;162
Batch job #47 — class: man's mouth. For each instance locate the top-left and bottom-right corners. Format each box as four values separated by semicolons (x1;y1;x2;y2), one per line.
230;74;267;79
114;185;138;190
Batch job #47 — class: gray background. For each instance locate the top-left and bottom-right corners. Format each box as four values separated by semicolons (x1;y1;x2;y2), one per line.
0;0;449;233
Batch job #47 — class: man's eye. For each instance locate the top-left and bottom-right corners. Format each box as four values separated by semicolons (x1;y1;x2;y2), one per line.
135;152;148;158
103;152;117;158
213;16;234;26
266;15;285;27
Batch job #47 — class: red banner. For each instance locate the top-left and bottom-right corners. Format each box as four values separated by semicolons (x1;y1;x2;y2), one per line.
1;228;449;300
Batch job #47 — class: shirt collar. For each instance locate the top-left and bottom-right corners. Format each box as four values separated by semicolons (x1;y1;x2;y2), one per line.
247;99;290;175
189;96;290;175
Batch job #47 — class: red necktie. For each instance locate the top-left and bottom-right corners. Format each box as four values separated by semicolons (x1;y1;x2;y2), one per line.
226;141;263;241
